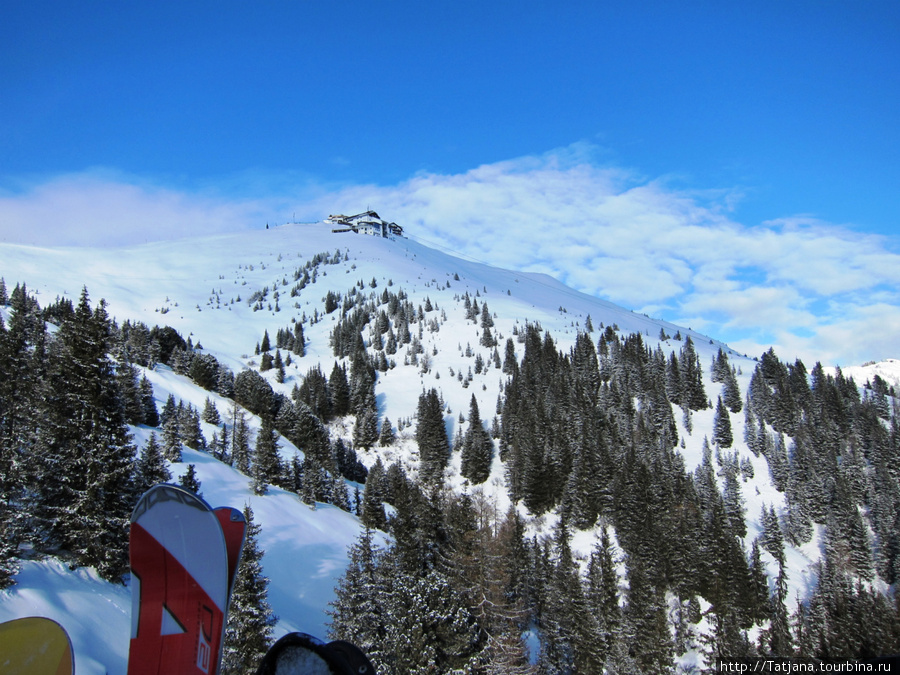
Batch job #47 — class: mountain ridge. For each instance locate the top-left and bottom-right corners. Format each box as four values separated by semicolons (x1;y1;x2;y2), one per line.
1;221;896;673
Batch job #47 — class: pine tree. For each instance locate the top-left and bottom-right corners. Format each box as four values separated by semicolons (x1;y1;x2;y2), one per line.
221;505;276;674
679;336;709;410
292;322;305;356
378;417;395;447
480;303;496;347
361;458;388;531
159;393;178;428
722;366;743;413
379;554;484;674
116;361;144;425
135;432;171;495
502;338;518;375
460;394;493;485
328;361;351;417
329;473;351;511
416;388;450;485
252;416;282;495
0;284;45;550
300;455;325;507
179;403;205;450
539;521;605;673
31;289;137;580
178;464;202;497
328;527;388;666
587;528;622;664
623;554;673;673
230;405;251;474
202;396;221;425
353;405;379;451
0;525;18;590
747;539;770;623
139;375;159;426
161;413;182;462
713;396;733;448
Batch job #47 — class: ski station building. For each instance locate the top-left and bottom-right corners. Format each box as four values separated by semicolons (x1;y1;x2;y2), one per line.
326;211;404;238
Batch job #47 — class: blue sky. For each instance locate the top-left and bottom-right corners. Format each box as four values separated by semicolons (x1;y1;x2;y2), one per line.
1;1;899;366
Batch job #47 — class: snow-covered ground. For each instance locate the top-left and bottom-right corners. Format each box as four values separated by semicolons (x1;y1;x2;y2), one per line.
0;222;893;672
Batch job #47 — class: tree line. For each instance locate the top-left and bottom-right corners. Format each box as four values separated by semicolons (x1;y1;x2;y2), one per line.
332;320;900;671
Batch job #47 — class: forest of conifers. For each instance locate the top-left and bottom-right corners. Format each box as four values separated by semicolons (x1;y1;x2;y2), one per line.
1;275;898;673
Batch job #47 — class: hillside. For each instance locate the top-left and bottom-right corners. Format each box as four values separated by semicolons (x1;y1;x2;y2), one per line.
1;222;897;673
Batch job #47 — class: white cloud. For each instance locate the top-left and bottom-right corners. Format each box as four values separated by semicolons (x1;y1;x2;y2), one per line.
0;171;272;247
1;148;898;366
300;149;900;365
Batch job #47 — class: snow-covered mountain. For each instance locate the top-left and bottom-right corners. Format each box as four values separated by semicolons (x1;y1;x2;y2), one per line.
0;222;894;673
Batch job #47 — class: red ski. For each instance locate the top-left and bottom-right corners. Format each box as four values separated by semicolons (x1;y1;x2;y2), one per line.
214;506;246;597
128;485;231;675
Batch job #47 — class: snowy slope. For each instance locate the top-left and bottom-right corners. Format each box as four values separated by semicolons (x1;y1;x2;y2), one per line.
0;222;892;673
826;358;900;393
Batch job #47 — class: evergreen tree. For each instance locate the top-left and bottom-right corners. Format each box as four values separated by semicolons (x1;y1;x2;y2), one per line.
230;405;252;474
221;505;276;674
623;555;673;673
713;396;734;448
361;459;388;531
0;284;46;549
139;375;159;426
179;403;205;450
539;521;605;673
31;289;137;580
328;361;351;417
116;361;144;425
328;527;388;667
353;405;379;451
480;303;496;347
502;337;518;375
587;528;622;664
300;455;325;507
0;519;18;590
252;416;282;495
679;336;709;410
178;464;202;497
296;365;331;420
416;388;450;485
722;366;744;413
161;413;182;462
159;393;178;428
135;432;171;495
379;554;484;674
292;322;305;356
378;417;395;447
747;539;770;622
711;348;730;383
460;394;493;485
202;396;221;425
332;437;368;483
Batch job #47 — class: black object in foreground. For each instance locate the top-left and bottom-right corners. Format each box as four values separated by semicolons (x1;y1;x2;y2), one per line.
255;632;376;675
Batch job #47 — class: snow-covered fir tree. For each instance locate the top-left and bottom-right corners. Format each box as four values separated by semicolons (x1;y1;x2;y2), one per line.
178;464;202;497
135;432;171;495
221;505;276;674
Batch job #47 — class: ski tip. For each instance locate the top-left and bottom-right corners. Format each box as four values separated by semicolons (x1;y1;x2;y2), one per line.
215;505;246;523
0;616;75;675
325;639;376;674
